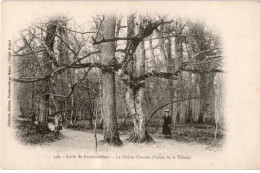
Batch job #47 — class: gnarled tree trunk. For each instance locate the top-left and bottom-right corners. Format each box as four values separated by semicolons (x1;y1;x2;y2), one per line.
125;15;154;142
125;87;153;143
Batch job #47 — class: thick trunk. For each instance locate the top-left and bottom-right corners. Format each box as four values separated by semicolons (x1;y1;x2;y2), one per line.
102;71;121;145
214;73;224;126
198;73;215;124
190;24;216;124
124;15;153;143
38;70;50;127
101;14;122;146
49;81;61;112
56;22;69;117
39;94;48;126
39;20;57;128
39;80;50;127
38;95;50;133
125;88;153;143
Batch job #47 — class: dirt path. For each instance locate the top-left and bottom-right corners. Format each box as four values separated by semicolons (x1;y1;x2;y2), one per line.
37;128;220;156
1;125;224;170
4;127;223;169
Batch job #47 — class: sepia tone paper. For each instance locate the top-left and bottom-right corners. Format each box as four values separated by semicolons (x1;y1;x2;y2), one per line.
1;1;260;169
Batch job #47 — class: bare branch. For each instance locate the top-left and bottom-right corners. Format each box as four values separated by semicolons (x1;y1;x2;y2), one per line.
180;67;224;74
61;26;96;34
92;37;135;45
191;48;221;61
35;25;78;59
73;50;101;64
181;57;223;66
146;96;200;127
13;49;45;57
92;15;104;44
19;60;52;78
13;76;47;83
136;71;178;82
121;19;173;69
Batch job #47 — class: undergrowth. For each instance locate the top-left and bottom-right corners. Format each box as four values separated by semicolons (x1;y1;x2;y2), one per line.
15;119;63;145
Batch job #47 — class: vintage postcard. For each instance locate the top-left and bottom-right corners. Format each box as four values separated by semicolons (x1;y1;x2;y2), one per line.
1;1;260;169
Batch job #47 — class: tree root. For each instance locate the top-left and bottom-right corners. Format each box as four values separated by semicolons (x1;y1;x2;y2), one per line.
127;131;154;143
102;136;123;146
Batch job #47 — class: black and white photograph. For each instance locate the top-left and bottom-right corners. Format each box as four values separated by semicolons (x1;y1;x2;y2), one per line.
1;1;260;169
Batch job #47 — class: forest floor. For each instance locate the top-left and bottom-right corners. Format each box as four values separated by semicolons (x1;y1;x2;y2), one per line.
15;119;63;145
15;119;224;156
36;127;222;156
67;119;225;148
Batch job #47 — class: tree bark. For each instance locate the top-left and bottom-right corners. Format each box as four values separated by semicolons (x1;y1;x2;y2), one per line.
185;36;195;123
165;25;175;120
191;24;216;124
125;87;153;143
39;20;57;128
101;14;122;146
158;25;167;72
125;15;154;143
174;21;184;124
198;73;215;124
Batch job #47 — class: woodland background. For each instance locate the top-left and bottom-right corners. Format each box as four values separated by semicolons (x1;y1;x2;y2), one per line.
12;13;224;147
